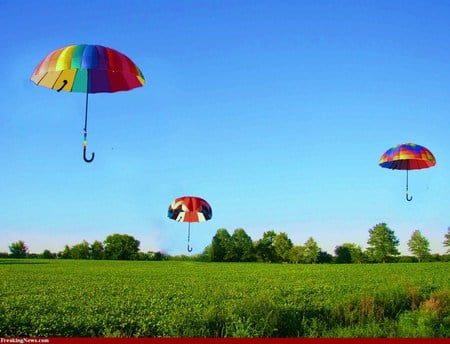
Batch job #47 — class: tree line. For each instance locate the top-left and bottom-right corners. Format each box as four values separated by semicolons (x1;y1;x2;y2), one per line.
205;224;450;263
4;224;450;263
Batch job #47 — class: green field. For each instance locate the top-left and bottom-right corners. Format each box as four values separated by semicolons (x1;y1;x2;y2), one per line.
0;259;449;338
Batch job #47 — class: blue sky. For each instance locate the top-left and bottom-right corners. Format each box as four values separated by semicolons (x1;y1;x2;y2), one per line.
1;0;449;256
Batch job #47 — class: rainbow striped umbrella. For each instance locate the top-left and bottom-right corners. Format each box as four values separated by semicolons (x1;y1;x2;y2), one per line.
168;196;212;252
379;143;436;201
31;44;145;162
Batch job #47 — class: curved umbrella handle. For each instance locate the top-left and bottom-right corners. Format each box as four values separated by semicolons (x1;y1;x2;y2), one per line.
406;193;413;202
83;132;95;163
83;147;95;163
57;80;68;92
187;244;193;252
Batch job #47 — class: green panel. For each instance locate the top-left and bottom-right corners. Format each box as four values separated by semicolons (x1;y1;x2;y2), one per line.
71;69;88;93
71;45;85;69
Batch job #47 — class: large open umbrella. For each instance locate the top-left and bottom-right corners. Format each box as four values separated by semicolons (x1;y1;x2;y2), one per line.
31;44;145;163
379;143;436;201
168;196;212;252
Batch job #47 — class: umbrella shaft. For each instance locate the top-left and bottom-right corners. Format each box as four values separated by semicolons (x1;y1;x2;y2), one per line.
406;169;409;191
84;91;89;132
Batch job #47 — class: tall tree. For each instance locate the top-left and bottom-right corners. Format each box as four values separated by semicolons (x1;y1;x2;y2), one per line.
71;240;90;259
202;245;213;261
59;245;72;259
346;243;364;263
210;228;232;262
408;230;430;262
317;250;333;264
9;240;28;258
444;227;450;253
274;232;293;263
335;243;364;264
228;228;255;262
303;237;320;263
104;234;140;260
366;223;400;263
40;249;55;259
289;245;305;264
255;230;277;262
90;240;105;260
334;245;352;264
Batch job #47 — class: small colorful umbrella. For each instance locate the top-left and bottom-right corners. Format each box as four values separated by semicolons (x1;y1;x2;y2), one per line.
31;44;145;163
168;196;212;252
379;143;436;201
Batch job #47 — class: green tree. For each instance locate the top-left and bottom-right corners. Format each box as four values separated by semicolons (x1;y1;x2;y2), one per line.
335;245;352;264
289;245;305;264
9;240;28;258
408;230;431;262
366;223;400;263
317;250;333;264
150;251;167;261
346;243;365;263
255;230;277;262
303;237;320;263
335;243;364;264
40;249;55;259
273;232;293;263
90;240;105;260
202;244;213;261
228;228;255;262
444;227;450;253
104;234;140;260
210;228;232;262
71;240;90;259
59;245;72;259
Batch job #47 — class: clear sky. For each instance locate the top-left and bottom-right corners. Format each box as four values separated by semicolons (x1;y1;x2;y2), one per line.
1;0;449;256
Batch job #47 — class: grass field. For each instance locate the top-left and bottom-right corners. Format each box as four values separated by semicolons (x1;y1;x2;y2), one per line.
0;259;449;338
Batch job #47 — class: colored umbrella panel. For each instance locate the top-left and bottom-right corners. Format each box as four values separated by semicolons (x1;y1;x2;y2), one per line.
379;143;436;201
31;44;145;163
168;196;212;252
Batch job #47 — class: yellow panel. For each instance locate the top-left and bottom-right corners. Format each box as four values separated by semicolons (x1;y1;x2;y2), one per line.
55;46;76;71
31;73;44;84
55;69;76;91
137;75;145;85
36;71;61;89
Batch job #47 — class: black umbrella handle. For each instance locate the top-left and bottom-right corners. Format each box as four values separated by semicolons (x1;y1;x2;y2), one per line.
83;132;95;163
57;80;68;92
83;146;95;163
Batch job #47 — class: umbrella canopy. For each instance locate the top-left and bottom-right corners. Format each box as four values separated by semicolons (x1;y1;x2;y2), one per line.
31;44;145;93
379;143;436;170
379;143;436;201
168;196;212;222
31;44;145;162
168;196;212;252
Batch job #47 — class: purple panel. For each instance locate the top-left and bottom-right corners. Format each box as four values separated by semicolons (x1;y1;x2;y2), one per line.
94;45;109;70
89;69;111;93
